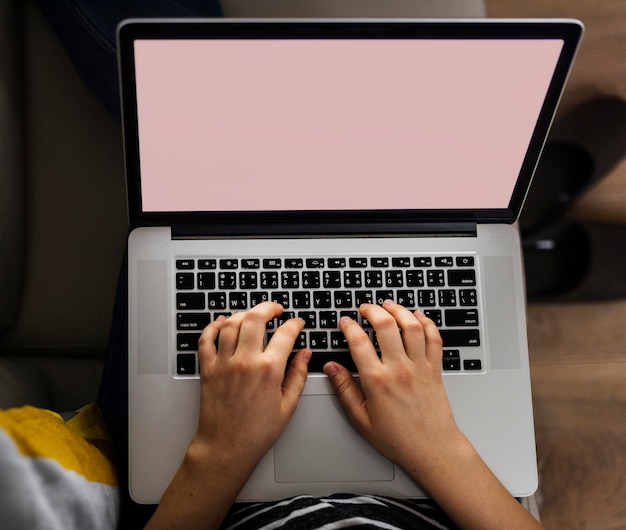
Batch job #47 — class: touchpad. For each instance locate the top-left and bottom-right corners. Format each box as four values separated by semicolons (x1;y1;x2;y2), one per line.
274;395;394;483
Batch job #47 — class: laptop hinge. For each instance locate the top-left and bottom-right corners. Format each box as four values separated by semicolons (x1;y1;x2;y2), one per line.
171;222;478;239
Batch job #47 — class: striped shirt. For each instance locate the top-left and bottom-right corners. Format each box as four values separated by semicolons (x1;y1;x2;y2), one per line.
223;494;459;529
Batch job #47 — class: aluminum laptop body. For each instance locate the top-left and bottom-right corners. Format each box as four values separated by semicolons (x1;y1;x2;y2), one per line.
118;18;582;503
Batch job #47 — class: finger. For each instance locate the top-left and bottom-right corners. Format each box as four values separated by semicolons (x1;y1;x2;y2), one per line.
236;302;284;355
415;310;444;367
197;316;226;365
265;317;305;361
339;314;380;372
282;348;311;408
323;362;371;431
382;300;427;361
214;310;247;356
359;302;405;363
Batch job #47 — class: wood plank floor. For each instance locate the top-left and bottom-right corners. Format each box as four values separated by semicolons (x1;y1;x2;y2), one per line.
485;1;626;528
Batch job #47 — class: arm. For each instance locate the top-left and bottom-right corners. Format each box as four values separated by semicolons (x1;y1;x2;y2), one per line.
146;302;310;530
324;300;543;530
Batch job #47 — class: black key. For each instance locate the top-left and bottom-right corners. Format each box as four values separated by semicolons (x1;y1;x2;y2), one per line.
328;258;346;268
440;329;480;347
241;259;260;269
355;290;374;306
239;272;258;289
294;332;307;350
218;272;237;289
417;289;436;307
406;270;424;287
177;333;201;351
413;257;432;267
371;257;388;267
281;271;300;289
313;291;332;308
319;311;338;328
177;353;197;375
375;290;394;305
464;359;483;371
442;349;461;371
306;258;325;268
323;271;341;288
302;271;320;288
271;291;290;309
427;270;445;287
448;269;476;287
229;292;248;310
220;259;238;269
177;313;210;331
435;256;454;267
197;272;216;290
456;256;475;267
276;311;296;327
207;292;226;310
309;332;328;349
250;292;269;307
397;290;415;308
344;271;362;288
285;258;303;268
438;289;457;307
306;351;356;373
392;257;411;267
261;271;279;289
298;311;317;329
176;293;205;310
424;309;442;327
198;259;217;269
263;258;282;268
176;259;194;270
330;331;348;349
459;289;478;306
349;257;368;268
334;291;353;308
364;270;383;288
176;272;194;290
292;291;311;308
385;270;404;287
445;309;479;327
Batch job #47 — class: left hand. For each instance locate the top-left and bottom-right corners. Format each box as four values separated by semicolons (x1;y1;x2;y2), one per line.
191;302;310;479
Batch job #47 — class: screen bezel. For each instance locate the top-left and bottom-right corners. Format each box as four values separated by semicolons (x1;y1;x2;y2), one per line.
117;19;582;230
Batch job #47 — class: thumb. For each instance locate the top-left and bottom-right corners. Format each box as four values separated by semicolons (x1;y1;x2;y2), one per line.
324;362;370;430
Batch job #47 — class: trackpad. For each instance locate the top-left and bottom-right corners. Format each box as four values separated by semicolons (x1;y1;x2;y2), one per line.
274;395;394;483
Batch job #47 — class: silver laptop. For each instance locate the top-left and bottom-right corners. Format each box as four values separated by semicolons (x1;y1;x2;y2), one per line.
118;18;582;504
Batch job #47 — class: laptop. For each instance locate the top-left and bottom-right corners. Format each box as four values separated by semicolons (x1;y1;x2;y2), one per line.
118;18;582;504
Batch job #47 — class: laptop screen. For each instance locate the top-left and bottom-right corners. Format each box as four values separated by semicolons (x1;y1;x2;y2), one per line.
119;21;582;228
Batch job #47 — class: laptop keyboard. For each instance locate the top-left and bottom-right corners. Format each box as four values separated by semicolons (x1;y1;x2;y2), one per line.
174;254;483;376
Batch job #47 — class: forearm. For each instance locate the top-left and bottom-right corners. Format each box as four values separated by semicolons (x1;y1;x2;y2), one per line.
401;432;543;530
145;442;252;530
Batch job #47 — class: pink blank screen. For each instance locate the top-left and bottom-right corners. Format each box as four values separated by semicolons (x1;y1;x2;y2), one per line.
133;38;563;212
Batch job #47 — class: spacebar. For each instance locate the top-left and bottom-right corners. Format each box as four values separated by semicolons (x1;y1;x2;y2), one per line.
440;329;480;347
307;351;356;373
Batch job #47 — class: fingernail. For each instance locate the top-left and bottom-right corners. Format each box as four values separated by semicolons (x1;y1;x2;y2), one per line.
301;348;312;362
383;299;395;307
323;363;338;377
340;316;353;323
415;309;426;318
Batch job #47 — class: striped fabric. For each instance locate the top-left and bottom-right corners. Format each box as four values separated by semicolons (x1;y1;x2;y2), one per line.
223;494;459;529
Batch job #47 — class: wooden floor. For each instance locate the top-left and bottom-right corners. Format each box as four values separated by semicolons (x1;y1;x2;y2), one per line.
485;1;626;528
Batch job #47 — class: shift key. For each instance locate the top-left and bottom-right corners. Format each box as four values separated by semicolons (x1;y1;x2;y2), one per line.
440;329;480;347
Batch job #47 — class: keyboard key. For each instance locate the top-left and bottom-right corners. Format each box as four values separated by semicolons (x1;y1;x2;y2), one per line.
177;353;197;375
456;256;475;267
229;292;248;310
364;270;383;288
306;258;325;268
177;313;210;331
313;291;332;308
424;309;442;327
355;290;374;306
176;293;205;310
427;270;445;286
385;270;404;287
293;291;311;308
349;257;368;268
198;259;216;269
302;271;320;288
413;257;432;267
330;331;348;349
435;256;454;267
464;359;483;371
323;271;341;288
281;271;300;288
309;332;328;349
250;292;269;307
445;309;479;327
344;271;362;288
448;269;476;286
220;259;238;269
241;259;260;269
406;270;424;287
334;291;353;308
197;272;216;290
438;289;457;307
392;257;411;267
440;329;480;347
285;258;303;268
298;311;317;329
176;259;194;270
459;289;478;306
396;290;415;308
239;272;258;289
442;349;461;371
375;290;394;305
306;351;356;373
207;292;226;310
177;333;201;351
218;272;237;289
260;271;279;289
371;257;388;267
176;273;194;290
263;258;282;268
271;292;290;309
319;311;338;328
417;289;436;307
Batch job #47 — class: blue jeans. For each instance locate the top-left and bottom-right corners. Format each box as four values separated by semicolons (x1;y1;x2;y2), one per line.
34;0;223;117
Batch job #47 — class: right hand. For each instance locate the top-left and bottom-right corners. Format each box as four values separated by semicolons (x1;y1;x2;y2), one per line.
323;300;464;477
